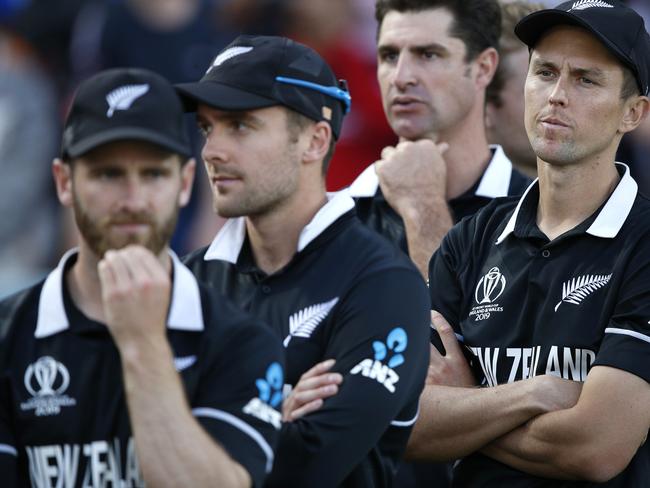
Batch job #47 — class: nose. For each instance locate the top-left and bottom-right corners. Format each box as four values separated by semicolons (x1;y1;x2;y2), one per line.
393;54;417;90
548;75;569;107
117;174;148;212
201;131;228;169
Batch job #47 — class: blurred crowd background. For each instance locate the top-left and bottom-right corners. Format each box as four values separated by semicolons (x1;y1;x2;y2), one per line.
1;0;649;298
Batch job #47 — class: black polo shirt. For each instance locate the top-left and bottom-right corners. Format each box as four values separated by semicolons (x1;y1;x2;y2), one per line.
0;250;285;488
183;191;431;488
429;163;650;487
349;145;532;253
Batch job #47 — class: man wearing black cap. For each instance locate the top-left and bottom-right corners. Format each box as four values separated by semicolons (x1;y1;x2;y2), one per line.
0;67;285;487
178;35;430;487
407;1;650;486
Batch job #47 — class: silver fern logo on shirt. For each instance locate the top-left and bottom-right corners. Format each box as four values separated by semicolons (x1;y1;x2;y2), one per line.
105;84;149;117
284;297;340;347
554;273;612;312
568;0;613;11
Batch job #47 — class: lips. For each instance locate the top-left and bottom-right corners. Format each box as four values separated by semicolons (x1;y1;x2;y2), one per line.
539;116;570;128
391;96;422;107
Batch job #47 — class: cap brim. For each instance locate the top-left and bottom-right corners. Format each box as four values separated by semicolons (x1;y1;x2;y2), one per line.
65;127;191;158
515;10;635;72
175;81;279;113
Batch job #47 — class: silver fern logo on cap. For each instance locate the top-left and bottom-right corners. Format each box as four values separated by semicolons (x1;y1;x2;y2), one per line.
105;84;150;118
554;273;612;312
568;0;614;11
208;46;254;73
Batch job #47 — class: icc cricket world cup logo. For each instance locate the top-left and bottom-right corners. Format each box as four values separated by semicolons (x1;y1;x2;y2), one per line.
475;267;506;304
24;356;70;397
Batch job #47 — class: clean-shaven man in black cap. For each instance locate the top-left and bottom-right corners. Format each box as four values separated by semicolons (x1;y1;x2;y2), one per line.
178;35;430;487
407;1;650;486
0;68;285;487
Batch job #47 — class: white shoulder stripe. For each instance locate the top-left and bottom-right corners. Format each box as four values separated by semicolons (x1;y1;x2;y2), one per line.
0;444;17;456
391;406;419;427
604;327;650;345
193;407;274;473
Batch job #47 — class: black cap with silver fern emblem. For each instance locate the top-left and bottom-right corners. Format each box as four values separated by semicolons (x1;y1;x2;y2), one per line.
61;68;191;159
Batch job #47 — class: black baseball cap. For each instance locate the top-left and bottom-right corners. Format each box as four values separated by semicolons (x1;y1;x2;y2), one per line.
61;68;191;159
175;35;351;139
515;0;650;96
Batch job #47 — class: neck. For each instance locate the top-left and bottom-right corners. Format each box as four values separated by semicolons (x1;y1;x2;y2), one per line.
246;185;328;275
66;244;171;323
436;107;493;200
536;156;619;241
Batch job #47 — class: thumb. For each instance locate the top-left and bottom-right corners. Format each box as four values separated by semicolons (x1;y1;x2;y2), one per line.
431;310;462;357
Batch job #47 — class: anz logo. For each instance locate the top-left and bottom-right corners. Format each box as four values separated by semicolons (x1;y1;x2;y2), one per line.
350;328;408;393
256;362;283;408
243;362;284;429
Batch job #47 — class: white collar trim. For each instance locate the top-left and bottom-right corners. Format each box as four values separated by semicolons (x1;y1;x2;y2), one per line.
496;162;636;245
346;144;512;199
475;145;513;198
203;191;356;264
35;248;204;338
347;163;379;198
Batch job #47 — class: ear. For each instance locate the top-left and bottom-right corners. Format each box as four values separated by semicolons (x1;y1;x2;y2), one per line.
178;158;196;208
619;95;650;135
302;121;332;167
52;158;74;208
474;47;499;90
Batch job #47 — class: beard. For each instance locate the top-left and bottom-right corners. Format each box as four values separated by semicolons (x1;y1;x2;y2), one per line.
73;197;178;258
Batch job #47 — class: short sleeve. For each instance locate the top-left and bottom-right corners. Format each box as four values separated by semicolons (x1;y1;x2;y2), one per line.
428;220;471;351
191;320;285;488
595;251;650;383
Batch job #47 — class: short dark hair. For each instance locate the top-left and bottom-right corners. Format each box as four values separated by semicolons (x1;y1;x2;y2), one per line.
487;1;544;108
621;65;641;100
285;109;336;176
375;0;502;61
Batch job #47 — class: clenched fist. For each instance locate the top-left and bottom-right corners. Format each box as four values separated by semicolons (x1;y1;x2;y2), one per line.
98;245;171;350
375;139;449;217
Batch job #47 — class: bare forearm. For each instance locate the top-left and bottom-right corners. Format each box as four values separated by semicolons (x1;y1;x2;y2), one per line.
401;201;453;278
482;404;643;483
120;340;250;488
482;367;650;483
407;379;548;461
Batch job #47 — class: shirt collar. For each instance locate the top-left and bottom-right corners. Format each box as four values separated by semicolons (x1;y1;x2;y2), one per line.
475;145;513;198
203;190;356;264
496;162;637;245
34;248;205;339
347;163;379;198
346;144;512;199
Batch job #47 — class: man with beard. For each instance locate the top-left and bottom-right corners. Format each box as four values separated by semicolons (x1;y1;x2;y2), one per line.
0;68;284;487
179;35;430;487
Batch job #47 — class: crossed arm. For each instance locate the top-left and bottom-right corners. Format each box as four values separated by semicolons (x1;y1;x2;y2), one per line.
407;312;650;482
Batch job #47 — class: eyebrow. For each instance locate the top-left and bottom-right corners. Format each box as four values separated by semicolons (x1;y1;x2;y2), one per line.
377;42;449;56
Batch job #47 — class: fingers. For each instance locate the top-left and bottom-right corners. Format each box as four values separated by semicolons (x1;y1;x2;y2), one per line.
381;145;396;160
283;359;342;422
287;398;325;422
431;310;462;358
299;359;336;380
